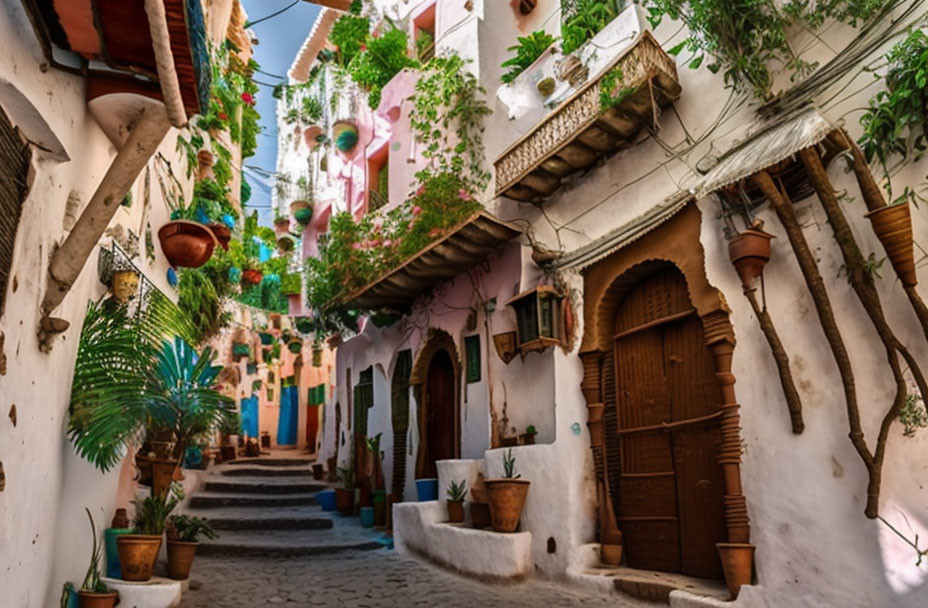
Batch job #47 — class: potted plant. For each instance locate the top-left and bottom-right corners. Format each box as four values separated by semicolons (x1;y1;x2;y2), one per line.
446;480;467;523
729;224;775;288
312;340;324;367
335;465;355;515
117;489;180;582
484;449;530;533
78;508;119;608
232;342;251;360
287;337;304;354
520;425;538;445
165;514;218;580
864;201;917;287
333;120;359;154
219;411;242;462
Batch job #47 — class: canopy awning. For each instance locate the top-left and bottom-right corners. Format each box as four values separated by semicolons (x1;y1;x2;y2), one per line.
342;211;522;310
693;108;836;200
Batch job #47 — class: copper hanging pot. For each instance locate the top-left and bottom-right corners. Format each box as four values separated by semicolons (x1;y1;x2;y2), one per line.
865;201;917;287
729;228;774;288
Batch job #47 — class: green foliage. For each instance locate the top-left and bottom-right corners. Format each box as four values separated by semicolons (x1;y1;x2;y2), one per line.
561;1;624;55
599;66;637;109
338;464;355;489
167;514;218;542
348;28;419;109
526;425;537;435
502;448;520;479
177;267;229;343
859;30;928;169
301;95;324;123
281;272;302;295
899;392;927;437
330;13;371;66
365;432;382;456
81;509;109;593
305;172;481;316
408;54;492;190
501;30;556;84
416;28;434;61
782;0;884;28
131;489;181;535
446;479;467;502
68;296;196;472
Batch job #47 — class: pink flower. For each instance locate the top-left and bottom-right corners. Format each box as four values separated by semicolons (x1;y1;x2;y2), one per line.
383;240;392;248
458;189;471;200
415;184;426;196
369;239;381;247
411;205;422;215
352;242;362;250
241;92;255;105
428;227;442;238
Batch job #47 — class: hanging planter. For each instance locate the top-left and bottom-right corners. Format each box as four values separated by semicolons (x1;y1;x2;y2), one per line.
288;338;303;354
312;344;323;367
232;343;251;360
111;269;140;303
303;125;324;149
208;223;232;251
291;200;313;225
728;228;775;288
864;201;917;287
274;217;291;237
295;317;314;334
242;269;263;285
519;0;537;14
333;120;359;154
158;220;219;268
196;149;214;181
278;233;295;253
259;331;274;345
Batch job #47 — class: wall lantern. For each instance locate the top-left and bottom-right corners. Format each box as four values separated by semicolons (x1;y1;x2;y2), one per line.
506;285;564;354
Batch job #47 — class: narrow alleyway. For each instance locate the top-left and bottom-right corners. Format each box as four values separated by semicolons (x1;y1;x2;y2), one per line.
177;455;642;607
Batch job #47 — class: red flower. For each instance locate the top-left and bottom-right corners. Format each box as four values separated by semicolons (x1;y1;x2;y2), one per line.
458;189;471;201
219;112;229;121
241;92;255;105
411;205;422;215
415;184;426;196
360;44;367;52
428;227;442;238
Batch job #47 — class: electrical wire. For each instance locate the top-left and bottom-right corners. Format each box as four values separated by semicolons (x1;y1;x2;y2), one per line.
246;0;301;29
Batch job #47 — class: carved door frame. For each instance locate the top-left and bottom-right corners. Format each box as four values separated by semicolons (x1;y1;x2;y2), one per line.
410;328;462;479
579;203;751;562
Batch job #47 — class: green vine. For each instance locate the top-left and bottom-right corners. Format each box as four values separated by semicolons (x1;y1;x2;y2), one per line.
561;1;625;55
408;54;492;191
501;30;557;84
348;27;419;109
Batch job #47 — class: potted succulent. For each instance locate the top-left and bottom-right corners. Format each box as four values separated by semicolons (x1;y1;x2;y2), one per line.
335;465;355;515
78;508;119;608
446;480;467;523
520;425;538;445
117;489;179;582
165;514;218;580
484;449;530;533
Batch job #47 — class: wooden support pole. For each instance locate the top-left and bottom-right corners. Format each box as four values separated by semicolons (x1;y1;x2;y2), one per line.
41;105;170;328
799;147;928;518
742;286;804;434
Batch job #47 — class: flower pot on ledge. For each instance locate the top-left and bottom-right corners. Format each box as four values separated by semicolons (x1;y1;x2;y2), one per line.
447;500;465;523
484;479;530;533
116;534;162;582
78;590;119;608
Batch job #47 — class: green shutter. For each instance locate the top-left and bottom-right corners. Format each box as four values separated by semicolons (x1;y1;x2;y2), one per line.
465;334;481;383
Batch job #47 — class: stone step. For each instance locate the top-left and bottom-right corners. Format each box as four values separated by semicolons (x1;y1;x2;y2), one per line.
188;492;317;509
207;515;334;531
197;529;386;558
204;480;328;495
226;458;315;467
220;467;312;478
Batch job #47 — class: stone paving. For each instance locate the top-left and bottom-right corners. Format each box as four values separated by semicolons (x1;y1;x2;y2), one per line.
179;550;648;607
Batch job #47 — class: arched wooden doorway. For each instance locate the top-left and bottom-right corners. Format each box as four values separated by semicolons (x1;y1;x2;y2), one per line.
410;329;462;480
609;265;726;578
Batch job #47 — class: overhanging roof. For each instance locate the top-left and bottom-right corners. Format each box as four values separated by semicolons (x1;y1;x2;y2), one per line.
693;108;836;199
342;211;522;310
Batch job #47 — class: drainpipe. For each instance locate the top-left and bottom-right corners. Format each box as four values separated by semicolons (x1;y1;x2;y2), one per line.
40;104;171;349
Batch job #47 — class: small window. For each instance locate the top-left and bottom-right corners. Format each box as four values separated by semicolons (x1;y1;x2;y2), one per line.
465;334;481;383
367;143;389;212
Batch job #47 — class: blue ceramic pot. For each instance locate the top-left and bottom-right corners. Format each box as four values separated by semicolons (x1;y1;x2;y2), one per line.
359;506;374;528
415;478;438;502
316;490;336;511
104;527;131;578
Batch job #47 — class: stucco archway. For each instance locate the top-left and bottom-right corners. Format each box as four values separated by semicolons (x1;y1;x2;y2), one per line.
579;203;751;569
410;328;462;479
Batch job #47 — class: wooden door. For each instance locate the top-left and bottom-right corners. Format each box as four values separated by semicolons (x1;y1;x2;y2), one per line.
611;268;726;579
423;349;456;479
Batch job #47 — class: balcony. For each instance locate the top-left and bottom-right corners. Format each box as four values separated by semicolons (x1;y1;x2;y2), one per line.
494;30;681;203
341;211;521;310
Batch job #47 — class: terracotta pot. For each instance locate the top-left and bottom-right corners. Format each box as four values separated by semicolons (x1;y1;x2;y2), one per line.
196;149;214;181
520;432;536;445
291;200;313;225
274;217;291;236
865;201;916;287
470;502;491;529
151;458;179;498
601;543;623;566
78;591;119;608
278;234;295;253
485;479;530;533
134;453;153;486
335;487;355;515
447;500;465;523
166;540;199;580
116;534;163;582
208;223;232;251
312;464;325;480
242;269;263;285
728;228;774;288
158;220;218;268
717;542;755;600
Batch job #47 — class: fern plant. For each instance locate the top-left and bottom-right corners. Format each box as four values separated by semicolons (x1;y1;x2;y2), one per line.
501;30;556;84
167;514;218;542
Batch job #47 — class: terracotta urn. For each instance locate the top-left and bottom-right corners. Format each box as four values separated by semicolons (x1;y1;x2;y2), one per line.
865;201;916;287
728;228;774;288
77;591;119;608
166;540;199;580
158;220;218;268
717;542;755;600
484;479;530;533
116;534;163;582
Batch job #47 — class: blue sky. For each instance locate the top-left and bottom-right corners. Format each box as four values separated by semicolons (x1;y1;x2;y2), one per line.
241;0;321;223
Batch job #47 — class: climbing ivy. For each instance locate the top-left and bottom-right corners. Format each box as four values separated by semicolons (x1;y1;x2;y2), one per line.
348;27;419;109
408;54;492;192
